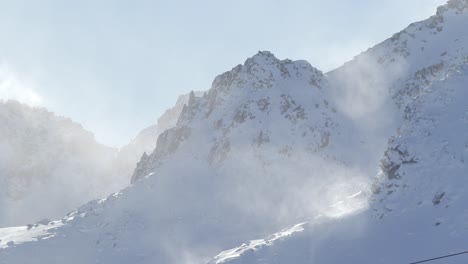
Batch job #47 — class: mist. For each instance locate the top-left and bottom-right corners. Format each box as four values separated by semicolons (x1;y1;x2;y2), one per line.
0;95;188;227
0;37;413;264
0;1;458;263
87;50;410;263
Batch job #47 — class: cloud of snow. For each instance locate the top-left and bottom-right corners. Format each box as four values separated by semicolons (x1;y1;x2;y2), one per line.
201;142;373;230
0;64;42;106
327;50;409;174
329;52;407;120
164;51;412;263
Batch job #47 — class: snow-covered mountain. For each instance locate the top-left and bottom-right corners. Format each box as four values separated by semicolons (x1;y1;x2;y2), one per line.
2;1;468;263
0;51;366;264
206;1;468;263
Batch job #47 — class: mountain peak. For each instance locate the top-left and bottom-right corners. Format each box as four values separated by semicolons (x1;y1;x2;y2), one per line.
245;50;279;65
437;0;468;16
447;0;468;8
210;51;323;94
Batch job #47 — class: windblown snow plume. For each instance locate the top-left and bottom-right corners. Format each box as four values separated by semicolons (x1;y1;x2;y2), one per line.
2;2;468;264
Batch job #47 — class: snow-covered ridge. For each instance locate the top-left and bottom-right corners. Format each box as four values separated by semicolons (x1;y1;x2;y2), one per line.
131;50;335;183
207;189;369;264
438;0;468;15
204;1;468;263
211;51;324;93
208;222;307;264
0;220;64;249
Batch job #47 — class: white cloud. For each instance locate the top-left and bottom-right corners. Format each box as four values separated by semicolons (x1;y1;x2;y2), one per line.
0;64;42;106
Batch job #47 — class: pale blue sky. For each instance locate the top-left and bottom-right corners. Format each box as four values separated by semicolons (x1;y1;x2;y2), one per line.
0;0;446;147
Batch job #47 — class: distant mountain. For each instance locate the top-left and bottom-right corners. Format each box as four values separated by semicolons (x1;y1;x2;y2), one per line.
0;93;191;227
2;1;468;264
0;100;121;227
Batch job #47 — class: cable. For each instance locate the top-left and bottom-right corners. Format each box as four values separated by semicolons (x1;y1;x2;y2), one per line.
409;250;468;264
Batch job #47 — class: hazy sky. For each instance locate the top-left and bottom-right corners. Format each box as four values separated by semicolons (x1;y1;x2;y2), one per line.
0;0;446;147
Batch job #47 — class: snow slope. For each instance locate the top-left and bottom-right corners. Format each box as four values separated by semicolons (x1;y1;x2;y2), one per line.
207;1;468;263
0;51;371;264
2;1;468;263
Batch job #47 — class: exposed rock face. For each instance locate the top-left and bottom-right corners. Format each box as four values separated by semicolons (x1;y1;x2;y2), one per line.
131;51;340;185
118;92;203;184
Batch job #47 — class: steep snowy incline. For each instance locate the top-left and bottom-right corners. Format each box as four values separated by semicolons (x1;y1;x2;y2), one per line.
330;0;468;116
341;0;468;232
0;51;369;264
207;1;468;263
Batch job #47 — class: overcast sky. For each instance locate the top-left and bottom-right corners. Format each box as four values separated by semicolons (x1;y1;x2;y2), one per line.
0;0;446;147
